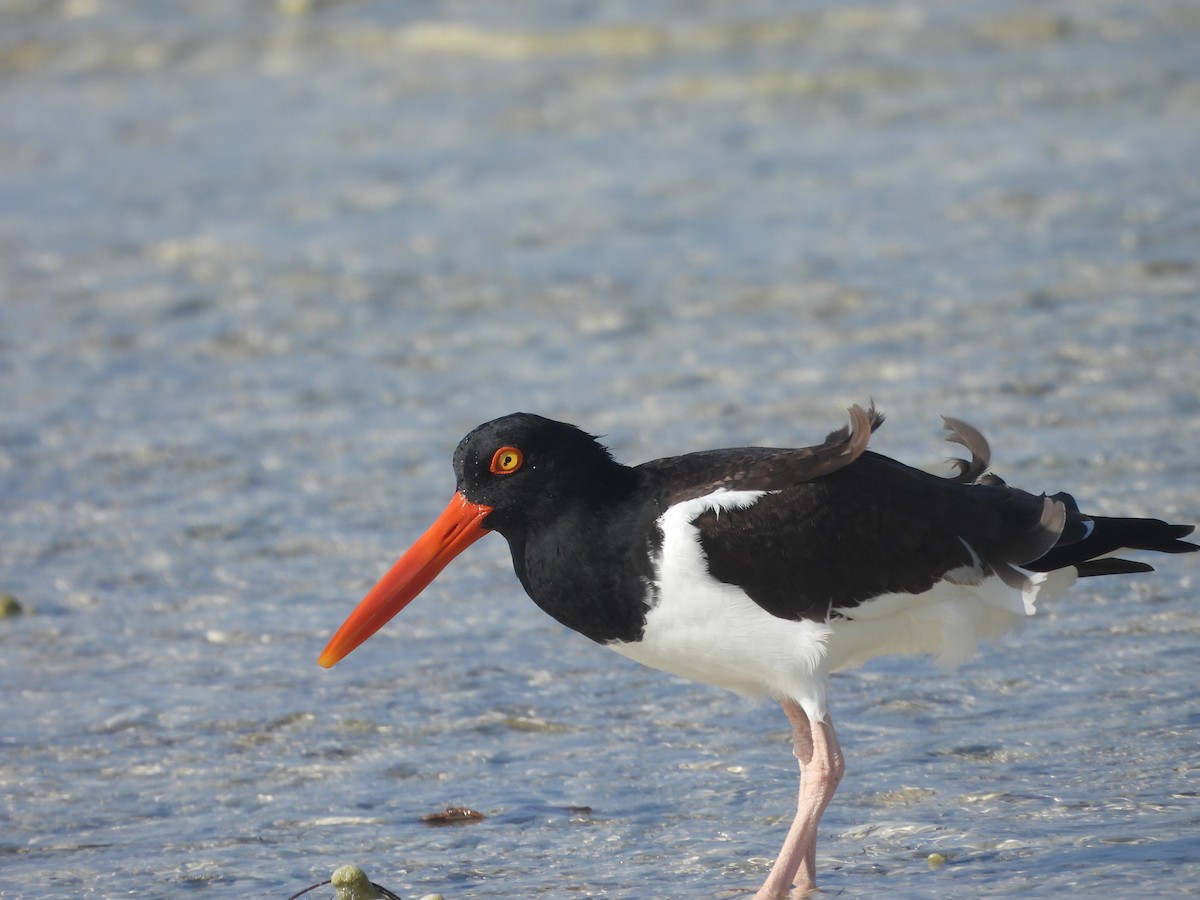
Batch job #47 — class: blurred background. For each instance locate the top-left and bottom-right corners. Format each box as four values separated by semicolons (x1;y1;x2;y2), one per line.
1;1;1197;897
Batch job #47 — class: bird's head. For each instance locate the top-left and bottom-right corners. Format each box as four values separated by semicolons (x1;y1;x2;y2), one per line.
318;413;620;668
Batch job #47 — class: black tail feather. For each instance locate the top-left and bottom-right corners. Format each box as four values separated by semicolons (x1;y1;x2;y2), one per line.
1027;517;1197;574
1075;558;1156;578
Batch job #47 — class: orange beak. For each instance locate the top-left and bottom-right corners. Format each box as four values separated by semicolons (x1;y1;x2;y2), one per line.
318;492;493;668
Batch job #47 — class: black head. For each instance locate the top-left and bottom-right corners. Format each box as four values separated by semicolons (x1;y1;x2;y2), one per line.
452;413;631;537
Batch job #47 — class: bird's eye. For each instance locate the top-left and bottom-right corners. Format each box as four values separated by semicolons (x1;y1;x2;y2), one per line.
489;446;524;475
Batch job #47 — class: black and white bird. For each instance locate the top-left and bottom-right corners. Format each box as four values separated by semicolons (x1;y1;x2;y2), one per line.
319;405;1196;897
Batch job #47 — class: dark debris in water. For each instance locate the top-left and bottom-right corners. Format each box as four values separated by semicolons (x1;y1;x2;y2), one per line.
420;806;486;826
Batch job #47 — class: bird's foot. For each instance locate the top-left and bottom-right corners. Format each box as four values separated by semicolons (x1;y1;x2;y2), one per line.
751;877;816;900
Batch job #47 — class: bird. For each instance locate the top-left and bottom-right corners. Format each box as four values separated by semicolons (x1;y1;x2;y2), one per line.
319;405;1197;898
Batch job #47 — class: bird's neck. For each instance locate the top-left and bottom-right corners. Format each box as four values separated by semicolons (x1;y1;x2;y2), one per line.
503;476;658;645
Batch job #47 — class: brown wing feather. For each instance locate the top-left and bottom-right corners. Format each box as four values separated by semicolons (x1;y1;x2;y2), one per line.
641;404;884;507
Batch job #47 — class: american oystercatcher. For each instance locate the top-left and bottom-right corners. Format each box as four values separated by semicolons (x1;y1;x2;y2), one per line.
319;405;1196;897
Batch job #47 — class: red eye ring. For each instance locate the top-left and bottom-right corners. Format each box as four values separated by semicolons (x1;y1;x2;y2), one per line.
489;446;524;475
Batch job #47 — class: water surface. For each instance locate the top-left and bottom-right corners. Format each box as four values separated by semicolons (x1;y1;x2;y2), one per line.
1;1;1198;897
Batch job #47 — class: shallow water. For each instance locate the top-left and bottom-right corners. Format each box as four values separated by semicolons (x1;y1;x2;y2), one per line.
1;1;1198;897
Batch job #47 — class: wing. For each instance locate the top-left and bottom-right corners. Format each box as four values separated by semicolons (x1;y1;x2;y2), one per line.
672;412;1073;622
692;454;1075;622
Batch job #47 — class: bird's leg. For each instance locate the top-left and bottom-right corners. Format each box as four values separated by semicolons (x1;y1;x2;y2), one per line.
754;700;844;899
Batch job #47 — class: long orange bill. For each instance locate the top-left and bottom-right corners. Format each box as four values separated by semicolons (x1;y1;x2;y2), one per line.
318;492;493;668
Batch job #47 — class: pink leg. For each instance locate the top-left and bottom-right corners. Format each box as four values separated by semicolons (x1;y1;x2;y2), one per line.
754;701;844;899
